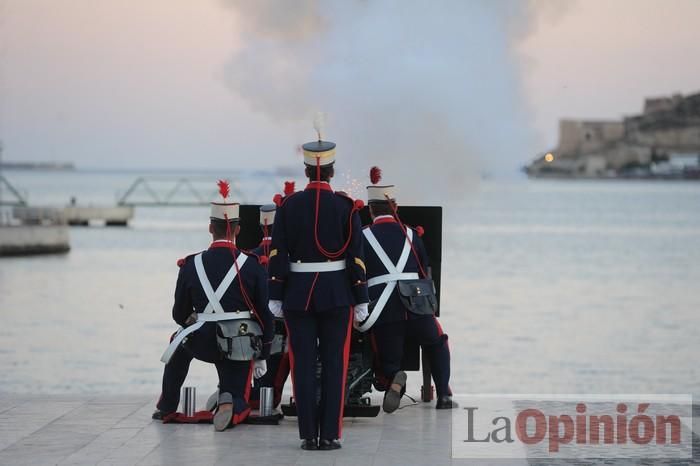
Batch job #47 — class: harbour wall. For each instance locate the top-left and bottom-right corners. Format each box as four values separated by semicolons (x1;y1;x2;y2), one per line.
0;225;70;256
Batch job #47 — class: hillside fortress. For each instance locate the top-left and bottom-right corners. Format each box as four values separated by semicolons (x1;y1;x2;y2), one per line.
525;92;700;179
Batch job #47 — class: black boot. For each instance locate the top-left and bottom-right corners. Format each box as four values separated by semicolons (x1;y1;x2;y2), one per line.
319;439;342;450
435;395;459;409
300;438;318;450
151;409;174;420
382;371;407;414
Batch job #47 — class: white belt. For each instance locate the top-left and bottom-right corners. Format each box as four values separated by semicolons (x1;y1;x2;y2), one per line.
367;272;419;288
197;310;250;321
290;260;346;273
160;311;252;364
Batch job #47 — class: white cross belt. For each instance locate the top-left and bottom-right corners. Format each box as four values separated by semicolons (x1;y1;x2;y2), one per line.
160;252;249;364
357;228;413;332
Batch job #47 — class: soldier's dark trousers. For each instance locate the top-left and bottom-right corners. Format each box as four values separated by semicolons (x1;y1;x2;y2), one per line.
371;315;452;397
284;307;353;440
157;323;253;418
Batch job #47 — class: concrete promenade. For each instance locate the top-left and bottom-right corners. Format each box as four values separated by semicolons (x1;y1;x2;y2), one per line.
0;394;696;465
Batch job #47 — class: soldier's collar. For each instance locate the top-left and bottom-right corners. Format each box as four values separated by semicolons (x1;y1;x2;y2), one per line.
210;239;236;249
373;215;397;225
305;181;333;192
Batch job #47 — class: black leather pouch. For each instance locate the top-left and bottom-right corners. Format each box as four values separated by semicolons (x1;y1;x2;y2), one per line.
397;279;437;315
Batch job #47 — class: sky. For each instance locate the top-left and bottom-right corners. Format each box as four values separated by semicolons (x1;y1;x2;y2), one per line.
0;0;699;177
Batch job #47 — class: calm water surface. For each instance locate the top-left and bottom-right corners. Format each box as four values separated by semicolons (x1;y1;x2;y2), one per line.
1;172;698;400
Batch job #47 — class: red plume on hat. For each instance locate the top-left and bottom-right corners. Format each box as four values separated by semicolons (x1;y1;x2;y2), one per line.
370;166;382;185
217;179;230;200
284;181;295;196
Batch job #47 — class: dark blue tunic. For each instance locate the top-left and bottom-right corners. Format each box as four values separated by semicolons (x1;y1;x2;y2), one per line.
362;217;429;325
173;243;274;356
268;182;369;311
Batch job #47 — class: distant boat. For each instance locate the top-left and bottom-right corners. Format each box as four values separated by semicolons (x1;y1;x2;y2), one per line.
0;161;75;171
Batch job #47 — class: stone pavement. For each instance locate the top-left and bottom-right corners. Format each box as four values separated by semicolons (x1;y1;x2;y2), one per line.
0;394;696;465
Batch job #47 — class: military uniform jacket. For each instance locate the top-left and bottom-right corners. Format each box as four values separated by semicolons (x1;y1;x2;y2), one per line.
363;216;430;325
173;242;274;357
268;182;369;312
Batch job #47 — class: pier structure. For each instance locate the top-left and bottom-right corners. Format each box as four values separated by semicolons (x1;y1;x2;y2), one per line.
12;205;134;227
0;207;70;256
2;175;286;229
116;176;285;207
0;223;70;256
64;206;134;226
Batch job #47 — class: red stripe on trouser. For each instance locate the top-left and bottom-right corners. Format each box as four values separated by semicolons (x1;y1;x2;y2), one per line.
232;363;255;426
432;316;452;396
274;353;290;405
432;316;450;354
433;317;444;336
337;308;354;438
233;407;251;425
244;361;254;401
283;320;297;405
369;332;390;389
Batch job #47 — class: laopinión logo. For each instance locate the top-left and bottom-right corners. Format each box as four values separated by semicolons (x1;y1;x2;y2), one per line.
450;394;692;459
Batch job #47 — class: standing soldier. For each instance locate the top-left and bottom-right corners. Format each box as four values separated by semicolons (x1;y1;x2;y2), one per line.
154;181;273;431
357;168;457;412
248;202;290;410
268;135;369;450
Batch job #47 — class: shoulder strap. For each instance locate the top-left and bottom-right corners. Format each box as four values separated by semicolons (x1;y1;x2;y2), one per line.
216;254;248;305
363;227;413;274
395;228;413;273
194;252;248;314
363;228;398;274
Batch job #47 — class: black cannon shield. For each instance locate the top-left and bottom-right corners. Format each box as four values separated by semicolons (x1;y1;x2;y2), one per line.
236;205;267;250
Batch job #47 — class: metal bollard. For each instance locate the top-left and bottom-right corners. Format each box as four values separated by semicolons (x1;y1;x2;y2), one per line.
182;386;196;417
259;386;274;417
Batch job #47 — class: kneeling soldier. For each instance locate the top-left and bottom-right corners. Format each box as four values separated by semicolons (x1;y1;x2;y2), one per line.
358;169;457;411
154;181;273;430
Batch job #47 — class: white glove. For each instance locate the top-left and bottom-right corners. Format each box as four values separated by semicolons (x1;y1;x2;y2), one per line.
254;359;267;379
268;300;283;318
354;303;369;322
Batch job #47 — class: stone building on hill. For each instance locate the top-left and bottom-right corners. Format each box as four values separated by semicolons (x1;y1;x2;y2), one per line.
525;92;700;178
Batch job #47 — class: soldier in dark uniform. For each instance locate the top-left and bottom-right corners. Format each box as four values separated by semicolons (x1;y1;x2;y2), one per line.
358;174;457;412
268;137;369;450
153;182;274;431
248;203;290;410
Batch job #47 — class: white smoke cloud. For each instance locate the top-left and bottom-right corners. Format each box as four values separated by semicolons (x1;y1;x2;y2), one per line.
222;0;544;202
